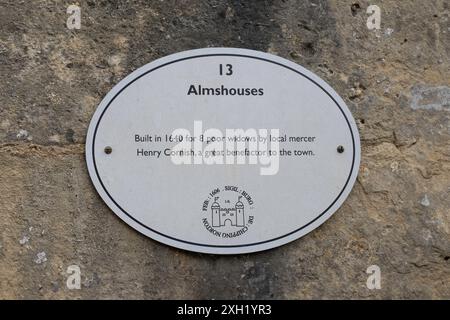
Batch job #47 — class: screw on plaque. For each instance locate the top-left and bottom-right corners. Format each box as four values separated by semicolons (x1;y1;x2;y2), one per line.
337;145;344;153
104;146;112;154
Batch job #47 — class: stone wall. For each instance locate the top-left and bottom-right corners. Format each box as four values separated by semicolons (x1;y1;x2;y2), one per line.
0;0;449;299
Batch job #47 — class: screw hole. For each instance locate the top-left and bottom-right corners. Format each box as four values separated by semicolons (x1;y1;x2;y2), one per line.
337;145;345;153
104;146;112;154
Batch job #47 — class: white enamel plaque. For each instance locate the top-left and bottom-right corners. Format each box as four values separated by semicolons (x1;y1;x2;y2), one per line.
86;48;361;254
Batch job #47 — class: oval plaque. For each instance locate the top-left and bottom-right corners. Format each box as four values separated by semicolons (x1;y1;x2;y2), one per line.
86;48;361;254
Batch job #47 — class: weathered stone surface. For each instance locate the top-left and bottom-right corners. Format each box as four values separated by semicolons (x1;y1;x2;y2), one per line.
0;0;449;299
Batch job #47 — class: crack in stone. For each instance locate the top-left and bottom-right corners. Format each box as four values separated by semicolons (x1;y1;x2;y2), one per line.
0;143;85;156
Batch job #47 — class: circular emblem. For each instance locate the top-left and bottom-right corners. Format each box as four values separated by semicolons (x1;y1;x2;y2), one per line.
202;186;255;239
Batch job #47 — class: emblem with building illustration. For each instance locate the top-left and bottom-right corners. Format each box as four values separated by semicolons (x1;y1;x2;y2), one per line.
211;196;245;228
202;186;255;239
